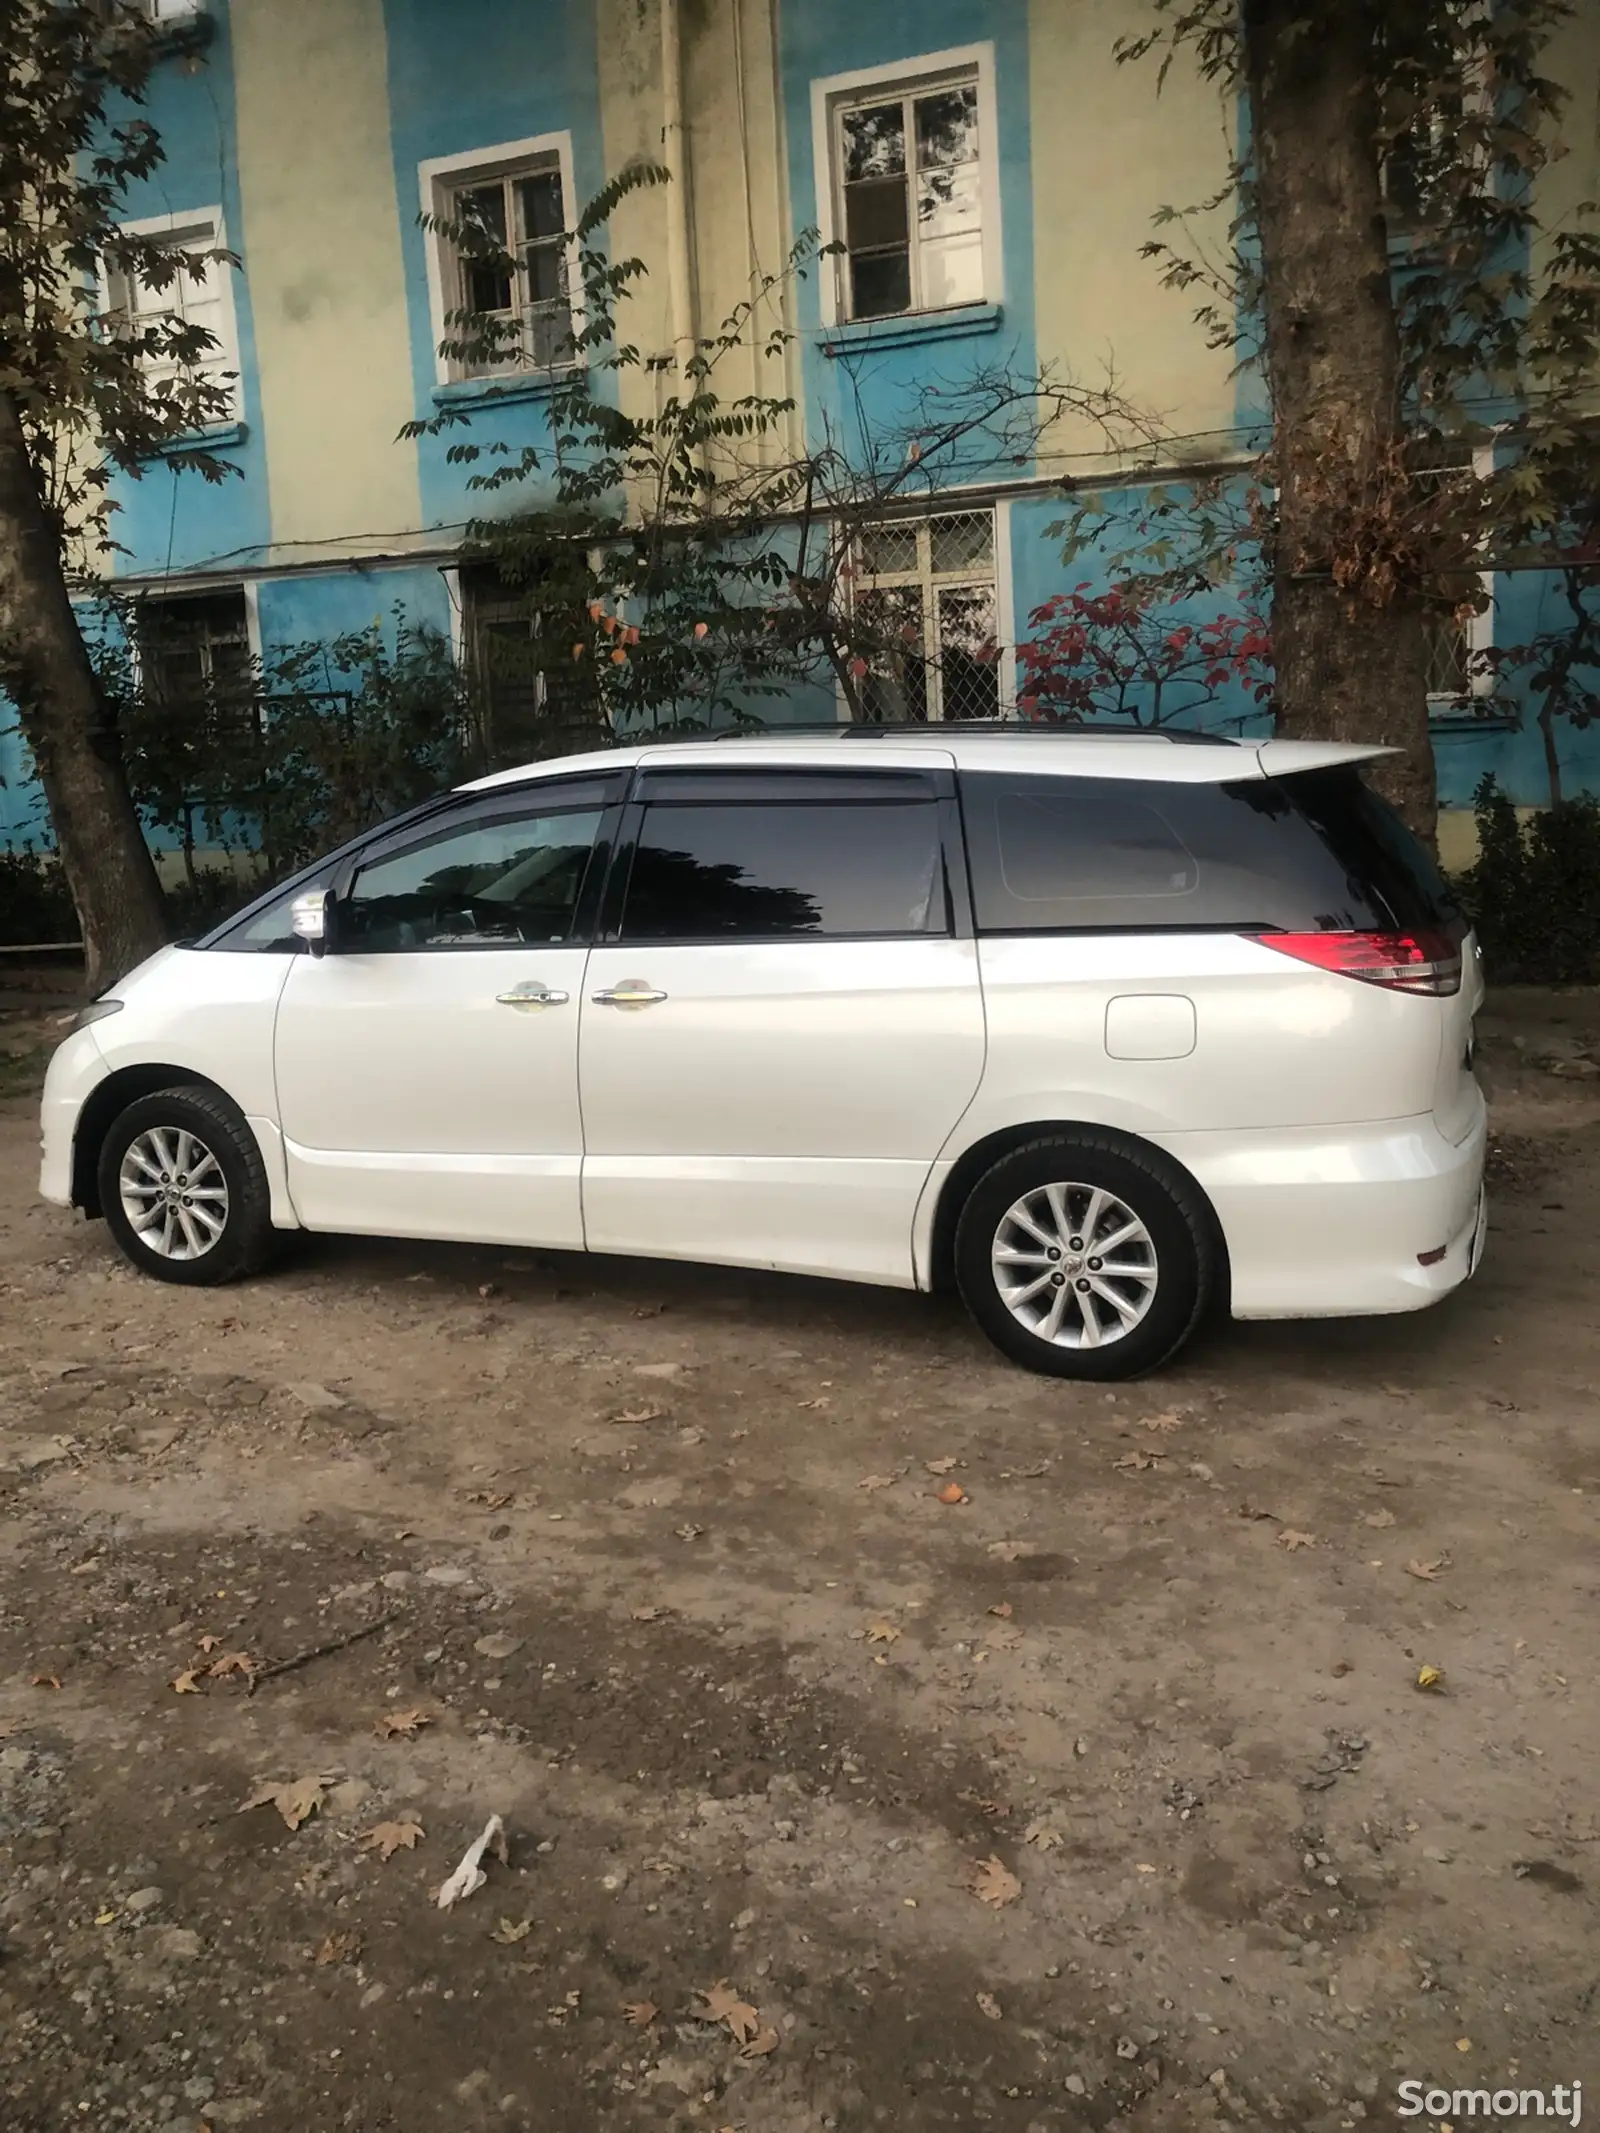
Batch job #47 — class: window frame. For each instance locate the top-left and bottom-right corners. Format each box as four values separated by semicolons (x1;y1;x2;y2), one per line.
848;504;1012;724
1415;439;1497;720
596;765;970;947
811;43;1002;331
104;206;242;424
418;135;582;389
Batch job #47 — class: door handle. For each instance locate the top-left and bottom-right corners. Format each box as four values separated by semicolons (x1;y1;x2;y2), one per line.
495;982;570;1010
591;982;668;1008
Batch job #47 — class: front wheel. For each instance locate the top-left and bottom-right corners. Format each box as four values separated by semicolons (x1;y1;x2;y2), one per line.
954;1132;1216;1380
98;1084;277;1287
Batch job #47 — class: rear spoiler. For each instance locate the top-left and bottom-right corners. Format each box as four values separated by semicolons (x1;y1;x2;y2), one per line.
1252;741;1398;776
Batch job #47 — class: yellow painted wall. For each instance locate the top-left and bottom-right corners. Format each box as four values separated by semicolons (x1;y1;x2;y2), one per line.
230;0;422;555
1029;0;1240;471
1534;5;1600;312
595;0;797;467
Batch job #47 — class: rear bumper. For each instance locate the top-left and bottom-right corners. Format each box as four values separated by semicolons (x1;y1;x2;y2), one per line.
1156;1094;1488;1320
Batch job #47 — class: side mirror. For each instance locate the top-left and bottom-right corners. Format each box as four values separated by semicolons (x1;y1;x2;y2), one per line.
291;889;334;959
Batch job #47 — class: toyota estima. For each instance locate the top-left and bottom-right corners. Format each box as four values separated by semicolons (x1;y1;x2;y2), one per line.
39;728;1486;1379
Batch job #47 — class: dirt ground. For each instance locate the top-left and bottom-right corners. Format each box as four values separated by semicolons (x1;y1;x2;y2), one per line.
1;979;1598;2133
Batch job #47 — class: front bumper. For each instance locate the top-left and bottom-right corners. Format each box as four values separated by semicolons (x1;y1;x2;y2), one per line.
38;1026;109;1208
1157;1094;1489;1320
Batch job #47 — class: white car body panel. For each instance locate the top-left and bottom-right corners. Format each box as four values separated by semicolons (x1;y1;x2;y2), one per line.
579;938;986;1285
273;943;590;1247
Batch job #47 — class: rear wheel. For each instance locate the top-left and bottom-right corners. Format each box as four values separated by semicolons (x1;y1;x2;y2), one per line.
954;1132;1215;1379
98;1084;277;1287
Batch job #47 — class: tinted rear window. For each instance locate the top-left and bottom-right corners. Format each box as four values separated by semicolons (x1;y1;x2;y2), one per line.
961;769;1459;934
619;799;946;940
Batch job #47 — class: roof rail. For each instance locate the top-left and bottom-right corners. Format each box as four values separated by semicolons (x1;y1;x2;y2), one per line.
645;719;1241;747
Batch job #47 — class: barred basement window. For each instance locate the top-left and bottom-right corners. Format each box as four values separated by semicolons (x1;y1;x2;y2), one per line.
853;510;1001;723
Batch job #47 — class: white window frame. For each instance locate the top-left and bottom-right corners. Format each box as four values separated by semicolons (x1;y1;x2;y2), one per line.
848;502;1008;724
418;134;581;389
811;44;1002;331
105;206;242;425
1424;439;1497;714
143;1;205;18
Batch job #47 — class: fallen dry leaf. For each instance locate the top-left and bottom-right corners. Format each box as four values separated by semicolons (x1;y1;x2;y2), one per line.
1416;1664;1447;1692
374;1706;432;1739
986;1540;1036;1562
1363;1509;1397;1529
1277;1529;1317;1551
796;1396;829;1410
925;1456;959;1475
30;1674;61;1690
358;1817;425;1860
1023;1815;1065;1850
1113;1449;1162;1472
866;1620;900;1645
690;1979;762;2046
241;1774;335;1832
1406;1554;1452;1581
1237;1503;1281;1522
1140;1410;1186;1433
491;1916;534;1945
610;1405;669;1425
987;1601;1014;1619
466;1490;514;1510
966;1854;1022;1908
936;1481;968;1505
857;1473;896;1492
957;1789;1009;1818
631;1604;668;1622
196;1634;223;1654
741;2025;780;2059
171;1668;206;1695
623;2000;658;2028
205;1651;256;1681
976;1990;1003;2020
314;1931;362;1966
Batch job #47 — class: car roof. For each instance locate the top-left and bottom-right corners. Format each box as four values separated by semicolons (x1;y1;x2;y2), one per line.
461;729;1391;793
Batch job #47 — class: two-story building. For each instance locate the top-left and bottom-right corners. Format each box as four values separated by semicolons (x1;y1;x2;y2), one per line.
2;0;1597;866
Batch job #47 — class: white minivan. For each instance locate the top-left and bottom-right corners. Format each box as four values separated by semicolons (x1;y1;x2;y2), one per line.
39;729;1486;1378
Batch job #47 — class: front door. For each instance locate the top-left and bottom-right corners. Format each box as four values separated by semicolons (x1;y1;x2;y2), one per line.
578;763;986;1286
275;778;616;1246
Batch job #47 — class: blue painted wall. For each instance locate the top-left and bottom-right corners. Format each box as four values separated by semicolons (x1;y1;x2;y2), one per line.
381;0;609;536
108;0;271;580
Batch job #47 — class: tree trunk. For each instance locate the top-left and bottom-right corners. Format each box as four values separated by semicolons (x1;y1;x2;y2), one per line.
1242;0;1436;837
0;389;169;992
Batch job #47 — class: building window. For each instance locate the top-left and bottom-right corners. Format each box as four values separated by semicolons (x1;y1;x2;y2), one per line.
1408;442;1496;714
853;509;1001;723
460;564;599;763
814;46;999;328
420;139;576;383
105;210;240;421
135;587;254;730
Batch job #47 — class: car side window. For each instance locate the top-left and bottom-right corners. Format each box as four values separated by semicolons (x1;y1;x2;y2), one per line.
617;784;949;942
343;804;604;953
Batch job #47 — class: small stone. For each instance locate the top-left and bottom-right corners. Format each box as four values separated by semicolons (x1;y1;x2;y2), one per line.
423;1565;471;1587
1064;2074;1088;2097
125;1887;162;1915
1209;2069;1228;2089
601;1869;629;1893
153;1928;202;1961
473;1633;525;1661
379;1571;412;1590
285;1382;345;1410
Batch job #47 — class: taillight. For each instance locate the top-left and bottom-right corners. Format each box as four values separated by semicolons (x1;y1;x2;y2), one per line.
1250;929;1462;997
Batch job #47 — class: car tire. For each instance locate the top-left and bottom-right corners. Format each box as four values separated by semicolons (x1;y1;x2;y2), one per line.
954;1132;1216;1380
98;1083;278;1287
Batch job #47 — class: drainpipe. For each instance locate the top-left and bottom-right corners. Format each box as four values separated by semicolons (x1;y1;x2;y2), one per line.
660;0;696;385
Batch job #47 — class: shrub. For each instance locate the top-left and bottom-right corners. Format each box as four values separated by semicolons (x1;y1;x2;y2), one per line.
1456;777;1600;984
0;850;78;946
